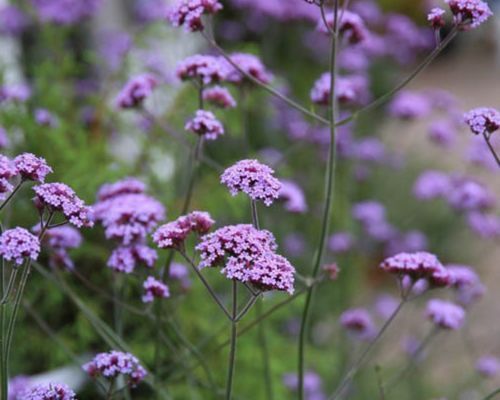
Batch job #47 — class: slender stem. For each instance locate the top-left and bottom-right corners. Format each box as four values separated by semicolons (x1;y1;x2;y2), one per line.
0;224;6;400
105;379;116;400
482;131;500;168
328;299;407;400
257;301;273;400
0;181;24;213
234;294;259;322
298;3;339;398
181;136;203;215
225;280;238;400
154;301;163;397
0;269;19;305
180;252;232;320
482;388;500;400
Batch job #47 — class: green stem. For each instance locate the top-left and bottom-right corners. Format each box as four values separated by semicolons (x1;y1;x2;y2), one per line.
0;269;19;305
482;131;500;168
0;224;5;400
0;181;24;213
328;298;407;399
298;3;339;398
257;301;273;400
482;388;500;400
225;281;238;400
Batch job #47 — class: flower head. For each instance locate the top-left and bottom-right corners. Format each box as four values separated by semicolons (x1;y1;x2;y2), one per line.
107;244;157;273
176;55;227;85
19;382;76;400
445;0;492;30
168;0;223;32
0;5;29;36
464;107;500;136
31;0;101;25
446;177;494;212
339;308;376;341
310;73;370;106
83;350;147;387
0;227;40;265
0;155;17;199
142;276;170;302
36;225;82;270
476;356;500;378
196;224;295;293
97;178;146;202
388;91;431;119
202;86;237;109
220;53;272;85
328;232;354;253
413;170;451;200
425;299;465;329
221;159;282;206
33;183;94;228
318;10;368;44
116;74;157;109
428;8;446;29
185;110;224;140
14;153;52;183
278;180;307;213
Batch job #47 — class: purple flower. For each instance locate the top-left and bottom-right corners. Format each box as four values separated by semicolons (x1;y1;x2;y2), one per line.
476;356;500;378
466;211;500;238
168;0;223;32
34;108;57;127
98;30;132;71
0;127;10;149
446;177;494;212
0;155;17;199
176;55;227;85
323;263;340;280
142;276;170;302
0;83;31;103
220;53;272;85
8;375;33;400
374;294;399;320
428;8;446;28
388;91;431;119
413;170;451;200
283;370;324;397
134;0;169;23
97;177;146;202
278;180;307;213
37;225;82;269
202;86;237;109
447;264;479;289
221;159;282;206
83;350;147;387
352;201;395;241
339;308;376;341
196;224;295;294
310;73;370;106
317;10;368;44
169;262;191;289
380;252;450;287
0;5;29;36
116;74;158;109
428;119;457;147
14;153;53;183
384;230;428;256
153;211;214;249
445;0;492;30
185;110;224;140
107;245;157;273
0;227;41;265
19;383;76;400
328;232;354;254
425;299;465;330
33;183;94;228
31;0;102;25
464;107;500;136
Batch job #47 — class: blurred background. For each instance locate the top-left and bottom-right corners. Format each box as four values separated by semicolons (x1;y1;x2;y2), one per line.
1;0;500;399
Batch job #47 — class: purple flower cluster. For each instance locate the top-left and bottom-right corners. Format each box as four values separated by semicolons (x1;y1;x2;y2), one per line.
445;0;492;30
14;153;53;183
116;74;158;109
0;155;17;199
185;110;224;140
168;0;223;32
380;251;450;288
107;244;157;273
221;53;273;85
176;55;227;85
35;109;58;127
31;0;102;25
153;211;214;250
447;264;485;306
221;159;282;206
428;8;446;29
19;383;76;400
425;299;465;330
283;371;325;399
83;350;147;387
464;107;500;136
318;10;368;44
36;225;82;270
202;86;237;109
388;91;431;120
310;73;370;106
0;5;29;36
328;232;354;254
196;224;295;294
339;308;376;341
0;227;41;266
476;356;500;378
142;276;170;303
33;183;94;228
278;180;307;213
352;201;395;242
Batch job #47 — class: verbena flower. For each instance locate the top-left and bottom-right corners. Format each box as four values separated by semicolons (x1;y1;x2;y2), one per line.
380;251;450;287
0;5;29;36
142;276;170;302
33;183;94;228
19;382;76;400
83;350;147;387
476;356;500;378
96;177;146;202
466;211;500;239
220;53;272;85
168;0;223;32
0;83;31;103
196;224;295;293
384;230;428;256
328;232;354;254
202;86;237;108
425;299;465;330
339;308;376;341
388;91;431;119
176;55;227;85
185;110;224;140
34;109;58;127
317;10;368;44
310;73;370;106
413;170;452;200
169;262;191;289
221;159;282;206
323;263;340;280
0;155;17;199
31;0;102;25
153;211;214;250
35;225;82;270
428;8;446;29
8;375;33;400
446;177;495;212
116;74;158;109
445;0;492;30
428;119;457;147
0;227;41;265
464;107;500;136
278;180;307;213
14;153;53;183
107;245;157;273
283;370;324;397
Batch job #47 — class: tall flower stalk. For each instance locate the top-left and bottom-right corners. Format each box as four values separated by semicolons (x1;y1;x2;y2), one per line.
297;1;340;398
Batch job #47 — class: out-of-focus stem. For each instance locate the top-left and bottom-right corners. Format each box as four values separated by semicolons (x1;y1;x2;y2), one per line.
0;180;24;213
298;2;339;398
482;131;500;168
225;280;238;400
0;223;5;400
